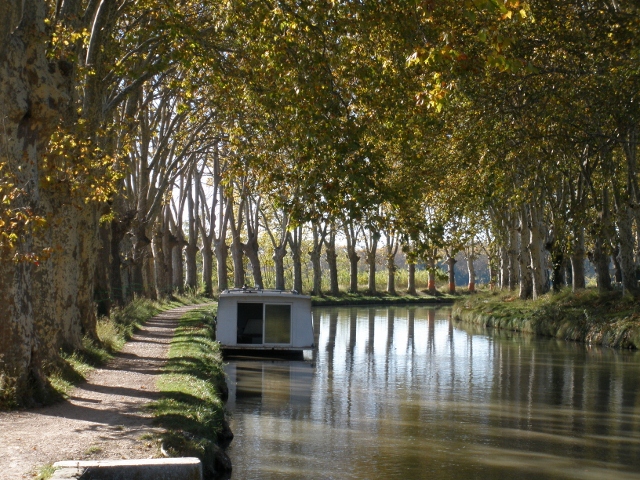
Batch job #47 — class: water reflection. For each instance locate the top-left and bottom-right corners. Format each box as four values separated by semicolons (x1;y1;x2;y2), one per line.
225;306;640;480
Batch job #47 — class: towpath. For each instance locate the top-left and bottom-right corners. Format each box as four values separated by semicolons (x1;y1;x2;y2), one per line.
0;304;207;479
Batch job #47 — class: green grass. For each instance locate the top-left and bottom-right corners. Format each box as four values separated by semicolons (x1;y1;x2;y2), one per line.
311;289;458;306
84;445;102;456
148;305;229;473
453;287;640;348
34;464;55;480
45;294;213;404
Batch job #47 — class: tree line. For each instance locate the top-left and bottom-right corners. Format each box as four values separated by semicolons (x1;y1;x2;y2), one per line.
0;0;638;404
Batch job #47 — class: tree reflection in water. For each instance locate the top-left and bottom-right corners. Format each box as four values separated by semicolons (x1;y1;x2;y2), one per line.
225;306;640;480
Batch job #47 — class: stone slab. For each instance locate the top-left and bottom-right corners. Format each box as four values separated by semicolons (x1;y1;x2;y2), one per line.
51;458;202;480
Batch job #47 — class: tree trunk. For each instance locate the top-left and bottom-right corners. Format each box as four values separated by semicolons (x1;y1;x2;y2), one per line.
244;236;264;289
407;262;417;295
0;260;38;404
551;251;565;292
612;245;623;283
230;237;245;288
518;208;533;300
326;234;340;295
499;245;509;290
592;186;612;293
201;235;214;297
570;227;586;291
289;227;304;293
507;219;519;291
528;205;547;300
110;212;134;307
274;243;287;290
365;231;380;294
152;228;167;298
0;1;66;402
309;248;323;295
214;238;229;292
467;254;476;292
386;242;398;295
46;204;100;347
489;259;498;290
292;246;303;294
95;224;112;317
162;210;175;294
616;205;638;295
446;253;456;294
347;247;360;293
593;234;612;293
185;183;198;290
564;259;573;287
132;225;150;297
619;123;639;295
172;242;184;293
427;255;437;294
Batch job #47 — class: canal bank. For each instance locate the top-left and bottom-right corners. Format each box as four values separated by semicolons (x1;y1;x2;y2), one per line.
311;291;456;307
452;288;640;349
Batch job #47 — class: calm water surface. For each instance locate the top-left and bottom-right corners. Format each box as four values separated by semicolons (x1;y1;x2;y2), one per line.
224;306;640;479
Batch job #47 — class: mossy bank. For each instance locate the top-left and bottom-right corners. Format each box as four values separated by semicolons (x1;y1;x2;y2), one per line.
311;291;456;307
452;289;640;349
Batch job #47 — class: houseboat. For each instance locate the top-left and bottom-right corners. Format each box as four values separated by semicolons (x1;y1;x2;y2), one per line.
216;287;314;356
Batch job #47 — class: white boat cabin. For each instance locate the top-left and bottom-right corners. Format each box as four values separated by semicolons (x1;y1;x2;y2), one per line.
216;288;314;352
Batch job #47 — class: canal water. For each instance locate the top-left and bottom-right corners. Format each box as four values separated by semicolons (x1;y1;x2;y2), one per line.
224;306;640;479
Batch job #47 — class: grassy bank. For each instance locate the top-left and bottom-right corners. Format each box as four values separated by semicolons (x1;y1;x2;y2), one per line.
37;293;211;409
149;305;232;479
311;290;457;307
453;288;640;349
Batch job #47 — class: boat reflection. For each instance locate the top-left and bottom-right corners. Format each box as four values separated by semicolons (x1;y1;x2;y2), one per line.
225;360;313;414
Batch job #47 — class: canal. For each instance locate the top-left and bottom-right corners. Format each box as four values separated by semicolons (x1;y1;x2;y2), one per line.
224;306;640;479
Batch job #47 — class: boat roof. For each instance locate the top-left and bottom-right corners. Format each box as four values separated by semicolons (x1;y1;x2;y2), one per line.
219;288;311;300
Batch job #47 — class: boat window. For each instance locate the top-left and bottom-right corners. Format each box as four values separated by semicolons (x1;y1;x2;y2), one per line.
237;303;263;344
264;304;291;344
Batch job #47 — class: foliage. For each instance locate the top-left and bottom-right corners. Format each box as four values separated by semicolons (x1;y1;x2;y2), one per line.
149;306;228;470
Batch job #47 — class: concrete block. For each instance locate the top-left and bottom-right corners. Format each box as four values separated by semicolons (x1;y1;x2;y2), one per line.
51;458;202;480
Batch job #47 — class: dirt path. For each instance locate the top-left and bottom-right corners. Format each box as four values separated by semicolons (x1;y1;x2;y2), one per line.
0;304;209;480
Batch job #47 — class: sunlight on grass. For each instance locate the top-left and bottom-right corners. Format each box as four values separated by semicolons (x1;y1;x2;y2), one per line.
34;464;55;480
454;287;640;348
150;305;228;462
42;296;212;405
